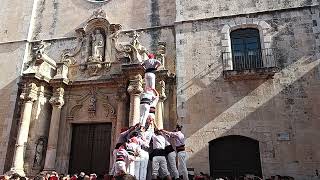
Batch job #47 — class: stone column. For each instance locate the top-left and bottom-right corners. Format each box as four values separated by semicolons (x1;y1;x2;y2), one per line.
155;80;166;129
43;87;65;171
11;83;38;176
127;74;143;126
115;87;128;140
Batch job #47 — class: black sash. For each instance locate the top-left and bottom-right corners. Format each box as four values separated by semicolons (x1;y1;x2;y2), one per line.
151;149;166;157
140;98;151;105
176;145;185;152
146;68;157;73
165;145;175;154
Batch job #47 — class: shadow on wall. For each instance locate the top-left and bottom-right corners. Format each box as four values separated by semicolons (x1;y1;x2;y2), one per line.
187;60;320;175
0;79;22;173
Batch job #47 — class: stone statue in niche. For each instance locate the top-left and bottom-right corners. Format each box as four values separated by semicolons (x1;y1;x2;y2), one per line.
90;29;105;62
33;137;47;168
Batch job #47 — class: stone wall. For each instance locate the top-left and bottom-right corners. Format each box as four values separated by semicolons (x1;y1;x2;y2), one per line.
176;6;320;179
28;0;175;40
176;0;318;21
0;1;33;42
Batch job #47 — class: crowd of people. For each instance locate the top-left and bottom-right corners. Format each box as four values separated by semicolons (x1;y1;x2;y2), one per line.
0;171;99;180
110;53;189;180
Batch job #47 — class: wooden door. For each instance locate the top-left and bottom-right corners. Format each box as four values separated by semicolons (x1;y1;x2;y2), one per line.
209;135;262;179
69;123;112;176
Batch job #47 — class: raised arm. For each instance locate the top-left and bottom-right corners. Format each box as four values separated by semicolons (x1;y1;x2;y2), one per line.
161;129;179;138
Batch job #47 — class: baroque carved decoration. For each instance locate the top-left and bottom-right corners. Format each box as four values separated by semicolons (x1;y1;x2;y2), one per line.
88;91;97;118
156;42;167;69
55;9;165;81
58;9;120;78
157;80;167;101
49;87;65;108
33;136;47;169
67;87;116;121
127;74;143;95
114;31;149;64
61;28;86;65
32;42;45;66
20;83;39;102
23;41;57;83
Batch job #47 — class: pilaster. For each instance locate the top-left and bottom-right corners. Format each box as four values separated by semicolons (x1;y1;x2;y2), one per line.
155;80;167;129
115;87;128;143
127;74;143;126
43;86;65;171
10;82;38;176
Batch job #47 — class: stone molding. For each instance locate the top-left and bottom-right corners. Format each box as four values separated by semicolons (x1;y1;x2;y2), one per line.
67;88;116;121
114;31;149;64
221;18;272;70
23;41;57;83
20;83;39;103
157;80;167;101
49;87;65;108
127;74;143;95
155;42;167;69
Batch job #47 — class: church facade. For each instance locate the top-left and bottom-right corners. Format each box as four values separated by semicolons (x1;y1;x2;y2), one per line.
0;0;320;179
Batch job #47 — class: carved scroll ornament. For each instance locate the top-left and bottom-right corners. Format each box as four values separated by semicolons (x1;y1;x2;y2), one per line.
67;88;116;121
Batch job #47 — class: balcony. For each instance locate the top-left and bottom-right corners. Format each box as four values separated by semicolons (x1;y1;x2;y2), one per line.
222;48;279;80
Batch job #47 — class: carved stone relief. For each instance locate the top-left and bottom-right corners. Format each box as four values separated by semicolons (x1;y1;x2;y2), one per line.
114;31;149;64
67;88;116;122
33;136;47;169
23;41;57;83
53;9;162;82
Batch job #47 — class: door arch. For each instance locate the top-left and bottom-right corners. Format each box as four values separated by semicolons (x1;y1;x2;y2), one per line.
209;135;262;179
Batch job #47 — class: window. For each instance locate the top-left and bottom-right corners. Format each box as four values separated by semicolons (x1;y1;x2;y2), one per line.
230;28;262;70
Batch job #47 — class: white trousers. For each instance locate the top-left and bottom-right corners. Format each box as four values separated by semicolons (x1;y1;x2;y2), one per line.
134;149;149;180
152;156;170;177
127;158;135;176
178;151;189;180
167;152;179;179
145;72;156;90
110;150;118;175
139;103;150;127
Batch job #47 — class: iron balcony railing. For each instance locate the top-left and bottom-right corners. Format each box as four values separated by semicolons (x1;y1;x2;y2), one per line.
222;48;278;71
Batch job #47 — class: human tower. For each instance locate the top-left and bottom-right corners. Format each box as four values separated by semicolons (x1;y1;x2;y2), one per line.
110;54;189;180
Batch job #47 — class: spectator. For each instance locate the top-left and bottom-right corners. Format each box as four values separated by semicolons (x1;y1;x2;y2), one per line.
78;173;85;180
114;174;136;180
89;174;97;180
70;174;78;180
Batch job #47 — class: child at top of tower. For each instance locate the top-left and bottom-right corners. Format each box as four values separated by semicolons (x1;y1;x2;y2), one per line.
141;54;162;72
141;53;162;90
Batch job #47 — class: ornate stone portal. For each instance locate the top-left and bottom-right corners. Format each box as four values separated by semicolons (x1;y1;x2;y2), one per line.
9;9;175;176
